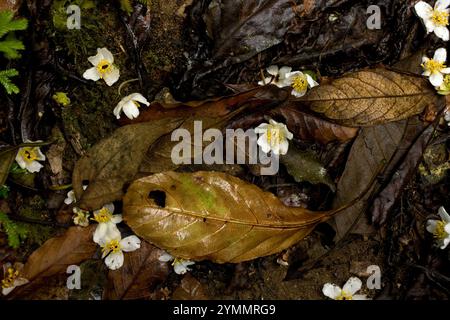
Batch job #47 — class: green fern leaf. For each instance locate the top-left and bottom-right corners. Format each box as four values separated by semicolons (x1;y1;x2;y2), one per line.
0;69;19;94
0;10;27;39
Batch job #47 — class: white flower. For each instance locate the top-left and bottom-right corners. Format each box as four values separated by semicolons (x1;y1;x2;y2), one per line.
414;0;450;41
258;65;293;87
322;277;368;300
1;263;29;296
258;65;319;97
99;235;141;270
15;141;46;173
73;207;90;227
287;71;319;97
64;185;88;205
158;252;195;275
113;93;150;120
82;48;120;86
426;206;450;249
421;48;450;86
254;119;293;155
92;203;122;244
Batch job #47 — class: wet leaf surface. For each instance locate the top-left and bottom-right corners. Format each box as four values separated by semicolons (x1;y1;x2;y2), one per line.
124;171;345;263
299;68;443;126
103;241;169;300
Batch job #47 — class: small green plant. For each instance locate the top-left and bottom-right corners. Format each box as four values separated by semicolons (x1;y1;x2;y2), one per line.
0;185;9;199
0;68;19;94
0;10;28;59
0;10;28;95
0;212;28;249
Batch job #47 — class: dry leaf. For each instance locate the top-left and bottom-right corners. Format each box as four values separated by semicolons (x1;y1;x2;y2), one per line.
273;106;359;144
123;171;341;263
332;117;428;238
10;226;97;298
72;119;183;210
103;241;169;300
299;68;443;126
172;274;208;300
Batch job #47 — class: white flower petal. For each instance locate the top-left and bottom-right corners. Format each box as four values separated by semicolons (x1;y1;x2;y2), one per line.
422;70;432;77
36;148;46;161
322;283;342;300
105;251;124;270
424;19;436;33
414;1;433;19
158;252;174;262
93;223;108;245
436;0;450;10
129;93;150;106
440;237;450;249
113;103;123;119
266;65;279;76
254;123;269;133
438;206;450;222
83;67;101;81
279;140;290;155
98;48;114;63
343;277;362;295
435;26;450;41
278;66;292;79
27;161;43;173
434;48;447;62
122;101;140;119
120;235;141;252
430;72;444;86
104;203;115;214
87;51;104;66
2;287;15;296
111;214;123;224
441;67;450;74
103;66;120;86
306;74;319;88
427;220;438;234
64;190;76;205
352;294;369;300
15;153;27;169
291;87;307;97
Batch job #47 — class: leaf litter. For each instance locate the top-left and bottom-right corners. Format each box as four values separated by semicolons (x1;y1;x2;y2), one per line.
1;0;450;301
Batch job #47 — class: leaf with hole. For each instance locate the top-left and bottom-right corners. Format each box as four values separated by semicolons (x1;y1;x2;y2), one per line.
123;171;355;263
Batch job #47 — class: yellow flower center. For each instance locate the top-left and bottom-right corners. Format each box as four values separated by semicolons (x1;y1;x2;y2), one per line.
172;257;187;266
431;9;449;26
102;239;121;255
18;147;39;164
423;59;446;74
1;268;19;289
96;59;112;76
292;74;308;93
93;207;113;223
336;291;353;300
434;221;449;240
266;125;285;147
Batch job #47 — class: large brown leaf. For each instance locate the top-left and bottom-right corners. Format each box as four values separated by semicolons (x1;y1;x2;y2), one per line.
299;68;442;126
123;171;346;264
332;117;428;238
10;226;97;298
103;241;169;300
205;0;295;62
72;119;183;210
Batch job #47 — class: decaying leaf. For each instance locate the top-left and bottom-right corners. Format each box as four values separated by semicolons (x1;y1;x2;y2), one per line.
0;142;17;186
10;226;97;298
299;68;443;126
281;145;335;191
123;171;352;264
103;241;169;300
332;117;428;238
205;0;295;63
273;106;359;144
73;119;183;210
370;122;437;225
172;274;208;300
